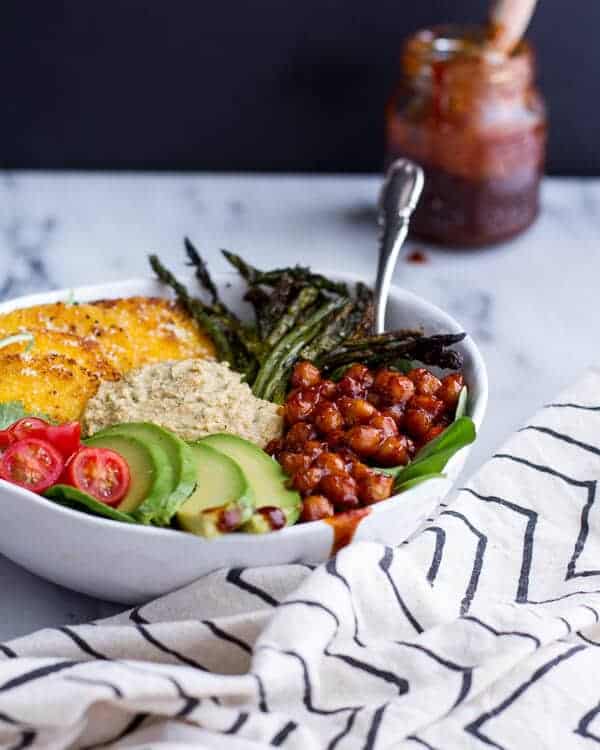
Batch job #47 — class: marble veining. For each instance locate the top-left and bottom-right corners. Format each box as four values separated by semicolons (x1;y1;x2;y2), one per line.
0;171;598;639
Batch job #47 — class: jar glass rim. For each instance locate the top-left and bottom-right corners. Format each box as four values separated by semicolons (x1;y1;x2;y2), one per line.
402;25;534;86
407;25;530;58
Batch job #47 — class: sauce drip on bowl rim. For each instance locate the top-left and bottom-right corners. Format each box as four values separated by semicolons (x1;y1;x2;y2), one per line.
325;507;371;555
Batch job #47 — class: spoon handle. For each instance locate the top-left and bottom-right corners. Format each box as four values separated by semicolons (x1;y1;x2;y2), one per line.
374;160;424;334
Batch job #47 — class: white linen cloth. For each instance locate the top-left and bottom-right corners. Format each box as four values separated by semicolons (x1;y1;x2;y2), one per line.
2;370;600;749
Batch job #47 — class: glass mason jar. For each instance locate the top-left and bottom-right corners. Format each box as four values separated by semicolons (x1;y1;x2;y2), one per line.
386;26;547;247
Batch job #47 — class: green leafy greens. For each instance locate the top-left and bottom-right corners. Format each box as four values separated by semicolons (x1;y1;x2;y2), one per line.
377;416;476;492
44;485;136;524
0;402;32;430
0;401;51;430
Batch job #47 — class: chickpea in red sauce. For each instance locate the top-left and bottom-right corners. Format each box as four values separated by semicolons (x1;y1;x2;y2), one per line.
268;361;465;522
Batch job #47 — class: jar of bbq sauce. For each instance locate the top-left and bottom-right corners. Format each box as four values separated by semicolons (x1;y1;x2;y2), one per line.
386;26;547;247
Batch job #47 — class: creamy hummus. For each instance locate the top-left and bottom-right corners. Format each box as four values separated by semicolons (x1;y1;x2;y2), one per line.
82;359;283;448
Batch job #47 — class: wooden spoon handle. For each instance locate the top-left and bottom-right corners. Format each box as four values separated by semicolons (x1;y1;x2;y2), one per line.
487;0;538;54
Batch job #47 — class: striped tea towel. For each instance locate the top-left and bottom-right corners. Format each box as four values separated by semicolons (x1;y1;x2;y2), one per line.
2;369;600;749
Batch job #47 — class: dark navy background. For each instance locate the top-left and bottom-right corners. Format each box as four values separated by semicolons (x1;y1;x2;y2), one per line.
2;1;597;173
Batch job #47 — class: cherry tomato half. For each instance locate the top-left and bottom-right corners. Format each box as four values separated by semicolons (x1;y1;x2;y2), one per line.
9;417;50;441
45;423;82;460
0;438;64;493
8;418;81;460
64;447;130;506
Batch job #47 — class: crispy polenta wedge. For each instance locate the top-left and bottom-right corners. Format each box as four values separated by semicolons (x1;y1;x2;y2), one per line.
0;330;119;381
0;353;120;422
0;297;215;373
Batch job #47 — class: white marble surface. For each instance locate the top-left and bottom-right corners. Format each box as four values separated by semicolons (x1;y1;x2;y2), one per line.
0;171;598;639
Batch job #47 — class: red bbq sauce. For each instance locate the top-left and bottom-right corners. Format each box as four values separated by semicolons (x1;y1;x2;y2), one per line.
326;508;371;555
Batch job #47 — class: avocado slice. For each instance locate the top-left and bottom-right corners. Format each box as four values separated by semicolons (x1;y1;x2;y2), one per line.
177;442;255;537
200;434;301;531
241;506;298;534
91;422;197;525
84;432;172;524
44;484;137;524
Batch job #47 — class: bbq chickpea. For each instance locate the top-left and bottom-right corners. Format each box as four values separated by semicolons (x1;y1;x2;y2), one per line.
319;473;359;510
403;408;434;439
357;472;394;505
314;451;346;475
333;447;361;472
284;422;317;451
408;394;445;420
291;361;321;389
408;368;442;396
336;375;364;398
313;401;344;434
292;466;324;495
340;398;377;426
386;374;417;404
375;436;412;466
437;373;465;411
373;369;395;394
345;426;383;458
381;404;405;428
369;414;398;438
344;363;375;388
301;440;327;462
301;495;334;522
285;388;318;424
279;451;313;476
351;461;373;481
318;379;338;400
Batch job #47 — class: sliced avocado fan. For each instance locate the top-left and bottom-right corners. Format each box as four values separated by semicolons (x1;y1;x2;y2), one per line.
200;433;301;532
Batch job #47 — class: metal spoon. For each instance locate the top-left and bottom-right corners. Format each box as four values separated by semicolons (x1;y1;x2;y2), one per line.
374;159;424;334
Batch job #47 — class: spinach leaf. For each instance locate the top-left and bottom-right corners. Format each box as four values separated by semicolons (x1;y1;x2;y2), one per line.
389;358;416;374
44;485;137;524
0;400;51;429
395;472;447;492
0;402;29;430
392;417;476;491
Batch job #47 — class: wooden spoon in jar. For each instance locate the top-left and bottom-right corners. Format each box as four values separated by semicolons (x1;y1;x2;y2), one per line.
486;0;539;55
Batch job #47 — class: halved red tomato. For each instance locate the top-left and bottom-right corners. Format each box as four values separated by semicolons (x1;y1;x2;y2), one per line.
45;423;82;460
8;417;49;441
0;438;64;493
63;447;130;506
8;418;81;460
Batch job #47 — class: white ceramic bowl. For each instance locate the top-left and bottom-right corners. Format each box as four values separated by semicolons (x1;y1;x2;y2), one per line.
0;273;487;604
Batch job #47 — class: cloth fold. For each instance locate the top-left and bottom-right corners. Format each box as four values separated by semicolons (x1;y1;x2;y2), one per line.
3;370;600;749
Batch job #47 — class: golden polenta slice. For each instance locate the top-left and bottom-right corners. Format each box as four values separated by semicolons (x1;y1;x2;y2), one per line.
0;296;215;373
0;330;119;381
0;353;119;422
90;297;216;369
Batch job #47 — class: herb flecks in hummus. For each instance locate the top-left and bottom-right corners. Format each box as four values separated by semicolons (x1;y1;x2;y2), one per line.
82;359;283;448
